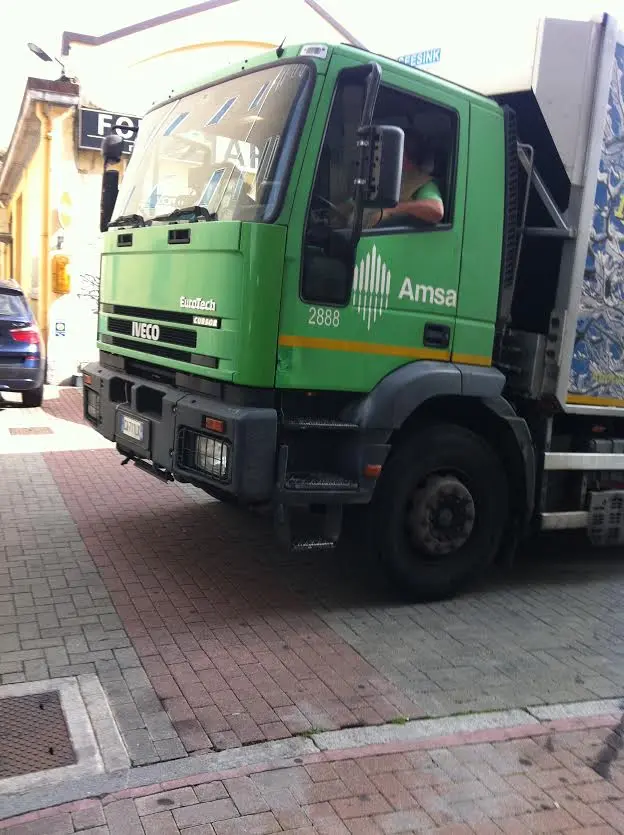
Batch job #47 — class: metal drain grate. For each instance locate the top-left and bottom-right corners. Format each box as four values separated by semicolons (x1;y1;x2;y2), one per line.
8;427;53;436
0;691;76;779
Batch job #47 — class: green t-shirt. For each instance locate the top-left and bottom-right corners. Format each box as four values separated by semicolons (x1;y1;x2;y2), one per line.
370;179;443;228
410;180;443;204
359;180;444;229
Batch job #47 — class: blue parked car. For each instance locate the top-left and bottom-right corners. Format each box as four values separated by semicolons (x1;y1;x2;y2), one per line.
0;279;45;407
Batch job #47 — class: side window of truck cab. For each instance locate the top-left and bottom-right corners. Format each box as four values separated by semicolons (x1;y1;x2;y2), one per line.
365;85;458;233
301;70;467;320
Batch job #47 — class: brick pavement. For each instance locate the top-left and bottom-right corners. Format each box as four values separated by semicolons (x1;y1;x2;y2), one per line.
44;447;422;751
2;714;624;833
0;448;183;766
3;389;624;763
47;395;624;711
1;390;421;763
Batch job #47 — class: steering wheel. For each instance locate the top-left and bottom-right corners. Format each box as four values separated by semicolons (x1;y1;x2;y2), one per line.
311;194;349;225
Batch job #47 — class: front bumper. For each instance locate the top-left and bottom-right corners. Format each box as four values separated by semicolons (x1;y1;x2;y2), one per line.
83;362;277;503
0;363;45;392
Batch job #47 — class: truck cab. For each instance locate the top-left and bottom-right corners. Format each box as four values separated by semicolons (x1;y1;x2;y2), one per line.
85;19;624;601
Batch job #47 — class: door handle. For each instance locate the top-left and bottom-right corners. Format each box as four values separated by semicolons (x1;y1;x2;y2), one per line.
423;322;450;349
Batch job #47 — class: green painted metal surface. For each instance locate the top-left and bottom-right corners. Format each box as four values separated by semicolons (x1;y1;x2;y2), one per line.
98;42;507;394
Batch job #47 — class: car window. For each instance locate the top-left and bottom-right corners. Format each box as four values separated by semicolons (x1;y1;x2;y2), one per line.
0;290;29;319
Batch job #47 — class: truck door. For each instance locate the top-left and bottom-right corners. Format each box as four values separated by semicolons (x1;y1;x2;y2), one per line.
353;74;468;360
277;60;468;393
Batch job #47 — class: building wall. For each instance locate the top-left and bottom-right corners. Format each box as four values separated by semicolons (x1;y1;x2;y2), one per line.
9;142;43;321
6;104;106;347
0;207;10;280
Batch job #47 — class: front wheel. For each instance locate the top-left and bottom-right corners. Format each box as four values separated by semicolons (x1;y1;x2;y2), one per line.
372;424;508;602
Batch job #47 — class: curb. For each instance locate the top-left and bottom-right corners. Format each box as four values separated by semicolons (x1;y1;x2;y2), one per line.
1;696;622;824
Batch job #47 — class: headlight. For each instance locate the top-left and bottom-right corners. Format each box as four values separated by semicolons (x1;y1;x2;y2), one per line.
85;388;100;421
194;435;229;479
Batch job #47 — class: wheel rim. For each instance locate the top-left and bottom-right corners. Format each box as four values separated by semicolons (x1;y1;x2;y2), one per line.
406;473;476;558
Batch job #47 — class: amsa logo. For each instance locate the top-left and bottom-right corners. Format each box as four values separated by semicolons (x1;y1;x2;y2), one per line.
352;247;457;330
352;245;391;331
398;277;457;308
131;321;160;341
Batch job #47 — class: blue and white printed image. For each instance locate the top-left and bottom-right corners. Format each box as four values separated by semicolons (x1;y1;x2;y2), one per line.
569;41;624;402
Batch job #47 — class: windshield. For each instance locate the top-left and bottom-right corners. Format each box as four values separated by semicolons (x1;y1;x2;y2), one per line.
115;63;313;224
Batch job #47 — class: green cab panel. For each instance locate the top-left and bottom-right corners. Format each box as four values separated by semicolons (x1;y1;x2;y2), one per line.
96;42;507;395
276;53;503;393
452;102;506;366
98;221;286;387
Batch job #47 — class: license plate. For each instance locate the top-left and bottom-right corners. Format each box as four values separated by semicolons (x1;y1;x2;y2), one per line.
119;414;145;443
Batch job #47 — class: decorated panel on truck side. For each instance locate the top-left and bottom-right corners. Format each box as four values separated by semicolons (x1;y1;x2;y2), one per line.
568;40;624;408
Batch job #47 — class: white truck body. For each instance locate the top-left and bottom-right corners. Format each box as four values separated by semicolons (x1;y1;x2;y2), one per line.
405;14;624;415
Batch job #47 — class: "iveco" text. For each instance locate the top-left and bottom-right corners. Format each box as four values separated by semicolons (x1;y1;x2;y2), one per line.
131;322;160;340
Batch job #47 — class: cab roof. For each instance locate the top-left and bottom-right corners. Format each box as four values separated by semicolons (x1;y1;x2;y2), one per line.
149;42;500;116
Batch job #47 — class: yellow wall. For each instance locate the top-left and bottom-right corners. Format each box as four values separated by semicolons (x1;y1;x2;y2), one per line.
9;142;44;322
0;207;10;280
6;105;105;341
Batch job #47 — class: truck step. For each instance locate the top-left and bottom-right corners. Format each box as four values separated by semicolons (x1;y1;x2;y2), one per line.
291;538;337;552
282;417;359;431
283;472;359;491
274;503;342;553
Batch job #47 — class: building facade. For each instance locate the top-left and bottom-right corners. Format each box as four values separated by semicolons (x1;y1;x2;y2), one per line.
0;78;136;382
0;0;361;383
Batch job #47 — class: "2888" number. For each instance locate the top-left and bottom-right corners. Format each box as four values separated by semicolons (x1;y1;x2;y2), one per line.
308;306;341;328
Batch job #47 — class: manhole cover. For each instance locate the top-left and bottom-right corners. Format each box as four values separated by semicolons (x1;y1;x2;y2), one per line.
8;427;53;436
0;692;75;779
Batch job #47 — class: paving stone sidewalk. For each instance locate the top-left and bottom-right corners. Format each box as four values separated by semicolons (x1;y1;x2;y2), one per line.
3;713;624;834
3;389;624;766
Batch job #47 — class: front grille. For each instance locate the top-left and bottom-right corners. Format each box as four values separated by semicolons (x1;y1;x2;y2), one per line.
107;317;197;348
102;303;194;325
107;336;192;363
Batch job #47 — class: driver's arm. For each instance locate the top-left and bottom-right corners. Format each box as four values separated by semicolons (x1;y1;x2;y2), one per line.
381;181;444;225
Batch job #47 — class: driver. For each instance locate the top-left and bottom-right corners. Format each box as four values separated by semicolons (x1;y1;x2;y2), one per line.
368;131;444;227
331;130;444;230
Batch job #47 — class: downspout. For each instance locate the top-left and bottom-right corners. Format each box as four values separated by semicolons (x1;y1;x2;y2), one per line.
35;102;52;349
8;214;13;280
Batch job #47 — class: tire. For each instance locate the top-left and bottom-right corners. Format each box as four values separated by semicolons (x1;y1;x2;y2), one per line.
22;386;44;408
372;423;508;602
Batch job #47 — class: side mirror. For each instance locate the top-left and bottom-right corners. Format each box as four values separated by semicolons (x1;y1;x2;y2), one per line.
101;134;124;164
100;169;119;233
361;124;404;209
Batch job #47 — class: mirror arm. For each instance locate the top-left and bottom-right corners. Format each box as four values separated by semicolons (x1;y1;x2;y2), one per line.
350;131;371;252
350;62;382;254
100;166;120;233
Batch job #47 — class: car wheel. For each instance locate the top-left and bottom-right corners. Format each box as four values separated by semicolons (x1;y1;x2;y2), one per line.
22;386;44;408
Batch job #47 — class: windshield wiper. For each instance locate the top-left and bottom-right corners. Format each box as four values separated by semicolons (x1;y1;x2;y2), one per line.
108;213;146;229
151;205;217;224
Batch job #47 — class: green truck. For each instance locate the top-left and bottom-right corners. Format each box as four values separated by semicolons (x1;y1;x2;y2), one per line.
85;14;624;600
